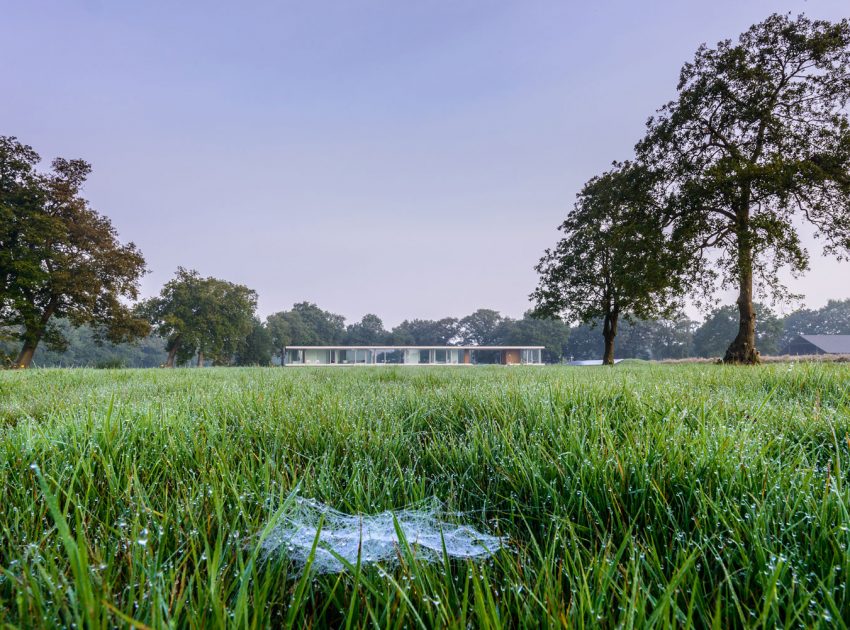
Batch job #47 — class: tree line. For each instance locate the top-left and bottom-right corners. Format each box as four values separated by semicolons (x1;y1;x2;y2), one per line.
3;14;850;368
3;298;848;367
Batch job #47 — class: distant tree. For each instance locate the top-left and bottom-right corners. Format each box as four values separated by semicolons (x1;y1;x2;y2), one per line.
566;316;696;361
266;311;293;362
289;302;346;344
234;318;273;366
139;268;257;366
0;136;149;368
346;314;388;345
637;14;850;364
391;318;459;345
494;312;570;363
532;163;688;365
693;303;783;358
780;299;850;349
564;323;602;361
617;317;696;360
458;309;503;345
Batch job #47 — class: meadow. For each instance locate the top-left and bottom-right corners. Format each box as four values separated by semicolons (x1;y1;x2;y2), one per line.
1;363;849;628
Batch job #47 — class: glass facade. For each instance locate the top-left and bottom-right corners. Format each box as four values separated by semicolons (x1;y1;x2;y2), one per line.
284;347;544;365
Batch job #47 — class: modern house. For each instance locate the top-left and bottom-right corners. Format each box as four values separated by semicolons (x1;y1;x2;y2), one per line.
784;334;850;356
283;346;545;366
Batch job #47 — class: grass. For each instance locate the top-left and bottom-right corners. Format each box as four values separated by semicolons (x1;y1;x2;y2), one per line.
0;363;849;628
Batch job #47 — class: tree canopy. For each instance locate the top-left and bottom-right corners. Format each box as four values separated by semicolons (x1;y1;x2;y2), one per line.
346;314;389;345
637;14;850;363
390;318;459;345
0;136;149;368
458;309;503;345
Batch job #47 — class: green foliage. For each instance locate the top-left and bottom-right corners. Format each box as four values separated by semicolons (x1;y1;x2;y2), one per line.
0;318;166;367
0;136;149;367
458;309;503;345
234;318;273;366
390;318;459;345
289;302;346;344
266;303;346;351
637;14;850;361
139;268;257;366
693;303;783;358
566;317;697;361
1;364;850;626
345;313;388;345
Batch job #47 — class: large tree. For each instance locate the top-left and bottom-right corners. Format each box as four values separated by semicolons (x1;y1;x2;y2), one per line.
0;136;149;368
532;163;688;364
637;14;850;364
140;268;257;366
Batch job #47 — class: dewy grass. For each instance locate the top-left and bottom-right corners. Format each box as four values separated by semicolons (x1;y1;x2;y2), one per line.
0;363;849;627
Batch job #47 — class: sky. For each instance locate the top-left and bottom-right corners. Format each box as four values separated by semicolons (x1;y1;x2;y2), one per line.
3;0;849;327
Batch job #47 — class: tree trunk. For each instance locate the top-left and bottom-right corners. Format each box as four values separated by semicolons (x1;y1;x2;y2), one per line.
13;340;38;369
12;303;56;368
197;351;204;368
164;335;180;367
602;310;618;366
724;205;760;365
165;345;178;368
281;347;286;366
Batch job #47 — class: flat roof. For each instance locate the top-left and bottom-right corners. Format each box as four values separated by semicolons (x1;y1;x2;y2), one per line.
285;345;545;350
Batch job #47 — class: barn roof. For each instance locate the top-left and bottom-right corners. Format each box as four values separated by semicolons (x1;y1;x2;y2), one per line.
800;335;850;354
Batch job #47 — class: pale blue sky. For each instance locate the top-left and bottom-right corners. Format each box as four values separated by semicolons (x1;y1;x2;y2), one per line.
3;1;849;325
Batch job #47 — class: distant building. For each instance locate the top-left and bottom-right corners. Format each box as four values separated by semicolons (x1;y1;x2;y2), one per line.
283;346;544;366
784;335;850;355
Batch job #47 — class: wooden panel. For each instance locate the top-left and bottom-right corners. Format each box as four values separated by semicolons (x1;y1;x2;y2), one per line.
504;349;520;365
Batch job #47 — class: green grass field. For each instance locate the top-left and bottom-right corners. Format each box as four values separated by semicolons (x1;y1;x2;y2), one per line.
1;364;849;628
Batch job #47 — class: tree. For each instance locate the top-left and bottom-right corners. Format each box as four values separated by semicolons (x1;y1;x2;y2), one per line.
265;303;345;364
289;302;346;344
458;309;503;345
346;314;388;345
390;318;459;345
235;318;273;366
0;136;149;368
532;163;688;364
637;14;850;364
266;311;293;363
139;268;257;366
